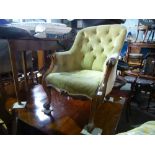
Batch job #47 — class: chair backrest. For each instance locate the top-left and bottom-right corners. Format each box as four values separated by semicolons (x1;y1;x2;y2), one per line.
71;24;127;71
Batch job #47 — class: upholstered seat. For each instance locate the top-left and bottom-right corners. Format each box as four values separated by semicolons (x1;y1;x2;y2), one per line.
46;70;103;98
118;121;155;135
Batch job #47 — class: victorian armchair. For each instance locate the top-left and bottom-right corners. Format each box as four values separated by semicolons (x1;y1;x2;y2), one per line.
43;24;127;134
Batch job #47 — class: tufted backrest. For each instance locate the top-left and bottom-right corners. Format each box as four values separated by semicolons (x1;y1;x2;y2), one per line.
71;24;127;71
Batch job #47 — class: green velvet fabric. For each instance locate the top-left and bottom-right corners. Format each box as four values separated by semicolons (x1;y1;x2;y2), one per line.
46;25;127;98
118;121;155;135
46;70;103;98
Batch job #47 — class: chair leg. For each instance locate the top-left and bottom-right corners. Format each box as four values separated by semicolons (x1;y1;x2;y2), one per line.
135;30;139;42
42;86;53;116
86;97;100;132
143;30;148;42
81;95;103;135
148;30;152;42
151;31;155;42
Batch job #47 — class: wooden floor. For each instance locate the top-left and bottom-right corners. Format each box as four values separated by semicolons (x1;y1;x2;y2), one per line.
5;84;124;135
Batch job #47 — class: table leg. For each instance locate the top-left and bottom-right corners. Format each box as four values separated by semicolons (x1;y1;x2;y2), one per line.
8;43;21;103
21;50;29;92
37;50;44;71
8;42;26;108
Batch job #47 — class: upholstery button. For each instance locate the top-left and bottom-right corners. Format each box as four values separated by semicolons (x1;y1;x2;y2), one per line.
90;46;93;51
81;32;84;36
98;39;101;43
109;38;112;42
86;38;89;42
84;32;86;37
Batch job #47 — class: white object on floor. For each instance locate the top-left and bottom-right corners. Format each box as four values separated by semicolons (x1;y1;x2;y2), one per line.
13;101;26;109
81;128;102;135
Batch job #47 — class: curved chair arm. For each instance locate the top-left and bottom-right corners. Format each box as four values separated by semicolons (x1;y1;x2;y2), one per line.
54;50;80;72
96;53;118;103
43;50;73;78
44;49;82;78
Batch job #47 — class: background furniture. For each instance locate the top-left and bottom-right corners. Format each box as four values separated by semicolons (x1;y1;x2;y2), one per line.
135;19;152;42
135;19;155;42
8;38;63;105
124;48;155;114
126;42;155;67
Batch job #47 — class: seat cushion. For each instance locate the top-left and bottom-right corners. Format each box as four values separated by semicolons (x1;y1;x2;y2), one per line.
46;70;103;98
118;121;155;135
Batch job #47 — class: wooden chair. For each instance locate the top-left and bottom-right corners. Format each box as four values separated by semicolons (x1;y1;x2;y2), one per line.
43;25;127;134
124;53;155;112
135;20;152;42
147;24;155;42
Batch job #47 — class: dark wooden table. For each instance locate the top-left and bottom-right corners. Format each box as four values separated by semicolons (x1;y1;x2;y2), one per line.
8;38;62;104
5;86;126;135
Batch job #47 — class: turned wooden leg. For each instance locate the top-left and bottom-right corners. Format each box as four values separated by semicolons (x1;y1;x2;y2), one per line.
87;100;97;132
86;94;102;132
42;86;53;116
151;31;155;42
135;30;139;42
143;30;148;42
148;30;152;42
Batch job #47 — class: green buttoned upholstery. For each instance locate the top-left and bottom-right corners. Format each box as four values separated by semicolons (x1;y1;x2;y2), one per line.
46;25;127;98
46;70;103;97
118;121;155;135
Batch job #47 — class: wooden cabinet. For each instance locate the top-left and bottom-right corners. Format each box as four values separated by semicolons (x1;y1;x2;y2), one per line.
126;42;155;67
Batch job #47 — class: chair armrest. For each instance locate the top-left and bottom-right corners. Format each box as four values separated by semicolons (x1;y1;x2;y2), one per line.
96;53;119;101
43;50;71;77
54;50;74;71
54;48;82;72
43;49;81;79
106;56;118;67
